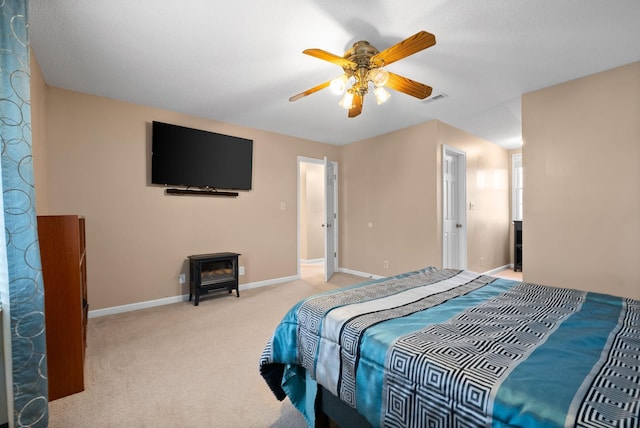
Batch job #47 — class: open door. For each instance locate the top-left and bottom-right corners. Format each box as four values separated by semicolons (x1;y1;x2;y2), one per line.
323;157;337;281
442;146;467;269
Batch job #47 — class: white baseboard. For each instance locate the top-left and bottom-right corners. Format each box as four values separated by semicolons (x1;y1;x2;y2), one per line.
337;267;384;280
300;258;324;265
340;266;516;280
88;274;300;318
481;264;512;276
238;274;299;291
89;265;517;319
88;294;190;318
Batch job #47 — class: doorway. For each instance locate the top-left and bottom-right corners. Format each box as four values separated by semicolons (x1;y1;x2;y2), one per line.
298;157;338;282
442;145;467;269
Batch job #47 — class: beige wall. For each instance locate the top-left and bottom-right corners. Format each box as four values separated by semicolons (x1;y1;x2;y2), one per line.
300;162;324;261
438;122;511;272
29;54;639;309
32;62;511;310
340;120;510;276
30;51;48;214
38;87;340;309
340;121;440;275
523;61;640;299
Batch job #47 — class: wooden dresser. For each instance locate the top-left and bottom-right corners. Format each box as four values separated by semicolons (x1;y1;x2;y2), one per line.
37;215;88;400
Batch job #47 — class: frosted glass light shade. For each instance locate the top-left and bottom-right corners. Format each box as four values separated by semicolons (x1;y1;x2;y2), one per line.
330;75;348;94
374;86;391;104
339;92;354;109
369;68;389;87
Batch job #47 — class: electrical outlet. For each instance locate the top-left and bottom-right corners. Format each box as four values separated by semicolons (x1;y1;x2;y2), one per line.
383;260;389;269
179;273;186;284
239;266;245;275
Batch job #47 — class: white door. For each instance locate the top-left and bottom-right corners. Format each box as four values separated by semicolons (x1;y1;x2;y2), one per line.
324;157;337;281
442;146;467;269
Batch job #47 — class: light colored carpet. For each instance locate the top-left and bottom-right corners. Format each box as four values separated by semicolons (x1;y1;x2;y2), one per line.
48;264;364;428
47;265;521;427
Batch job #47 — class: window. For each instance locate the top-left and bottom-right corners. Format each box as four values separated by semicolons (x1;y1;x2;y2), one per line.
512;153;523;220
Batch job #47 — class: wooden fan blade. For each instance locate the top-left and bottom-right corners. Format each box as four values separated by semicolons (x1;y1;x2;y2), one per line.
372;31;436;66
348;93;363;118
385;72;432;99
303;49;356;69
289;80;332;102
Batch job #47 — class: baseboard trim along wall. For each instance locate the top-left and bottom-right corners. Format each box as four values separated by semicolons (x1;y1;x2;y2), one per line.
88;267;376;318
338;267;385;280
88;295;189;318
88;274;300;318
481;264;512;276
89;266;512;318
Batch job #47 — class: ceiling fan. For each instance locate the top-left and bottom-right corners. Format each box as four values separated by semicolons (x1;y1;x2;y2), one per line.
289;31;436;118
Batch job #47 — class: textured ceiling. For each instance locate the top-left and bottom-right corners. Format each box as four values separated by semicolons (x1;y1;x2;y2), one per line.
29;1;640;149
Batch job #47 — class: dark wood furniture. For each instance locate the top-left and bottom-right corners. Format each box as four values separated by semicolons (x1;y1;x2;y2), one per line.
37;215;88;400
514;220;522;272
188;252;240;306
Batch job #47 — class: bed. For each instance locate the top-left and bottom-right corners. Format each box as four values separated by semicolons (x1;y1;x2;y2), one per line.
259;267;640;427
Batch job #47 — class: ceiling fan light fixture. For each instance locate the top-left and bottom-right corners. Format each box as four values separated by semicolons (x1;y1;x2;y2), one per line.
289;31;436;117
339;91;354;109
369;67;389;87
330;74;348;95
374;86;391;105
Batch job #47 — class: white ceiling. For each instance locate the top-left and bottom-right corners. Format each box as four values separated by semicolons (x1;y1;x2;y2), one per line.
29;1;640;150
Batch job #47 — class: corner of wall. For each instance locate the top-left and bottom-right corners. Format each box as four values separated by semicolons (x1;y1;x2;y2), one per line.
30;49;49;215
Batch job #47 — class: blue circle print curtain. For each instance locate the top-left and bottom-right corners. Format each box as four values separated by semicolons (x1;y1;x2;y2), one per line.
1;0;49;426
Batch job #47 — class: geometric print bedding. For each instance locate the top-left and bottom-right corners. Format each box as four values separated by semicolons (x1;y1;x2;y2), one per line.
259;268;640;427
384;282;585;427
576;298;639;427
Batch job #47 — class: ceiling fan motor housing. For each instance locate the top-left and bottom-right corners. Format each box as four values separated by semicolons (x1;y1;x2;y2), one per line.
345;41;380;64
344;41;383;95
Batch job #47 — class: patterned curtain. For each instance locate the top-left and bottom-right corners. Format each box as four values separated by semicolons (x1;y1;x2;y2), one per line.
0;1;49;427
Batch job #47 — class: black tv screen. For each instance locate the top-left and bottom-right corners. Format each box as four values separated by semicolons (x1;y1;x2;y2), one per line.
151;121;253;190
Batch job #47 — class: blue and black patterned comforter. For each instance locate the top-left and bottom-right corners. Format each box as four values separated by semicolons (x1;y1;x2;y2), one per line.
259;267;640;427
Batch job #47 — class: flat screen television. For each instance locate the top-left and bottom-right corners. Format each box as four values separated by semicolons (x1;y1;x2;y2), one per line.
151;121;253;190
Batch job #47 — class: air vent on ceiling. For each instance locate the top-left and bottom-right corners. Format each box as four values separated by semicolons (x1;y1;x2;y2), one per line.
421;93;448;104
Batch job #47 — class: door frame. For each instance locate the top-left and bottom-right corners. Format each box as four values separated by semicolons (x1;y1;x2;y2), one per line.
323;157;337;281
442;145;467;269
297;156;338;278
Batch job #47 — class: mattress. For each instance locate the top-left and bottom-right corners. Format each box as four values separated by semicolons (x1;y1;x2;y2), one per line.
260;267;640;427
